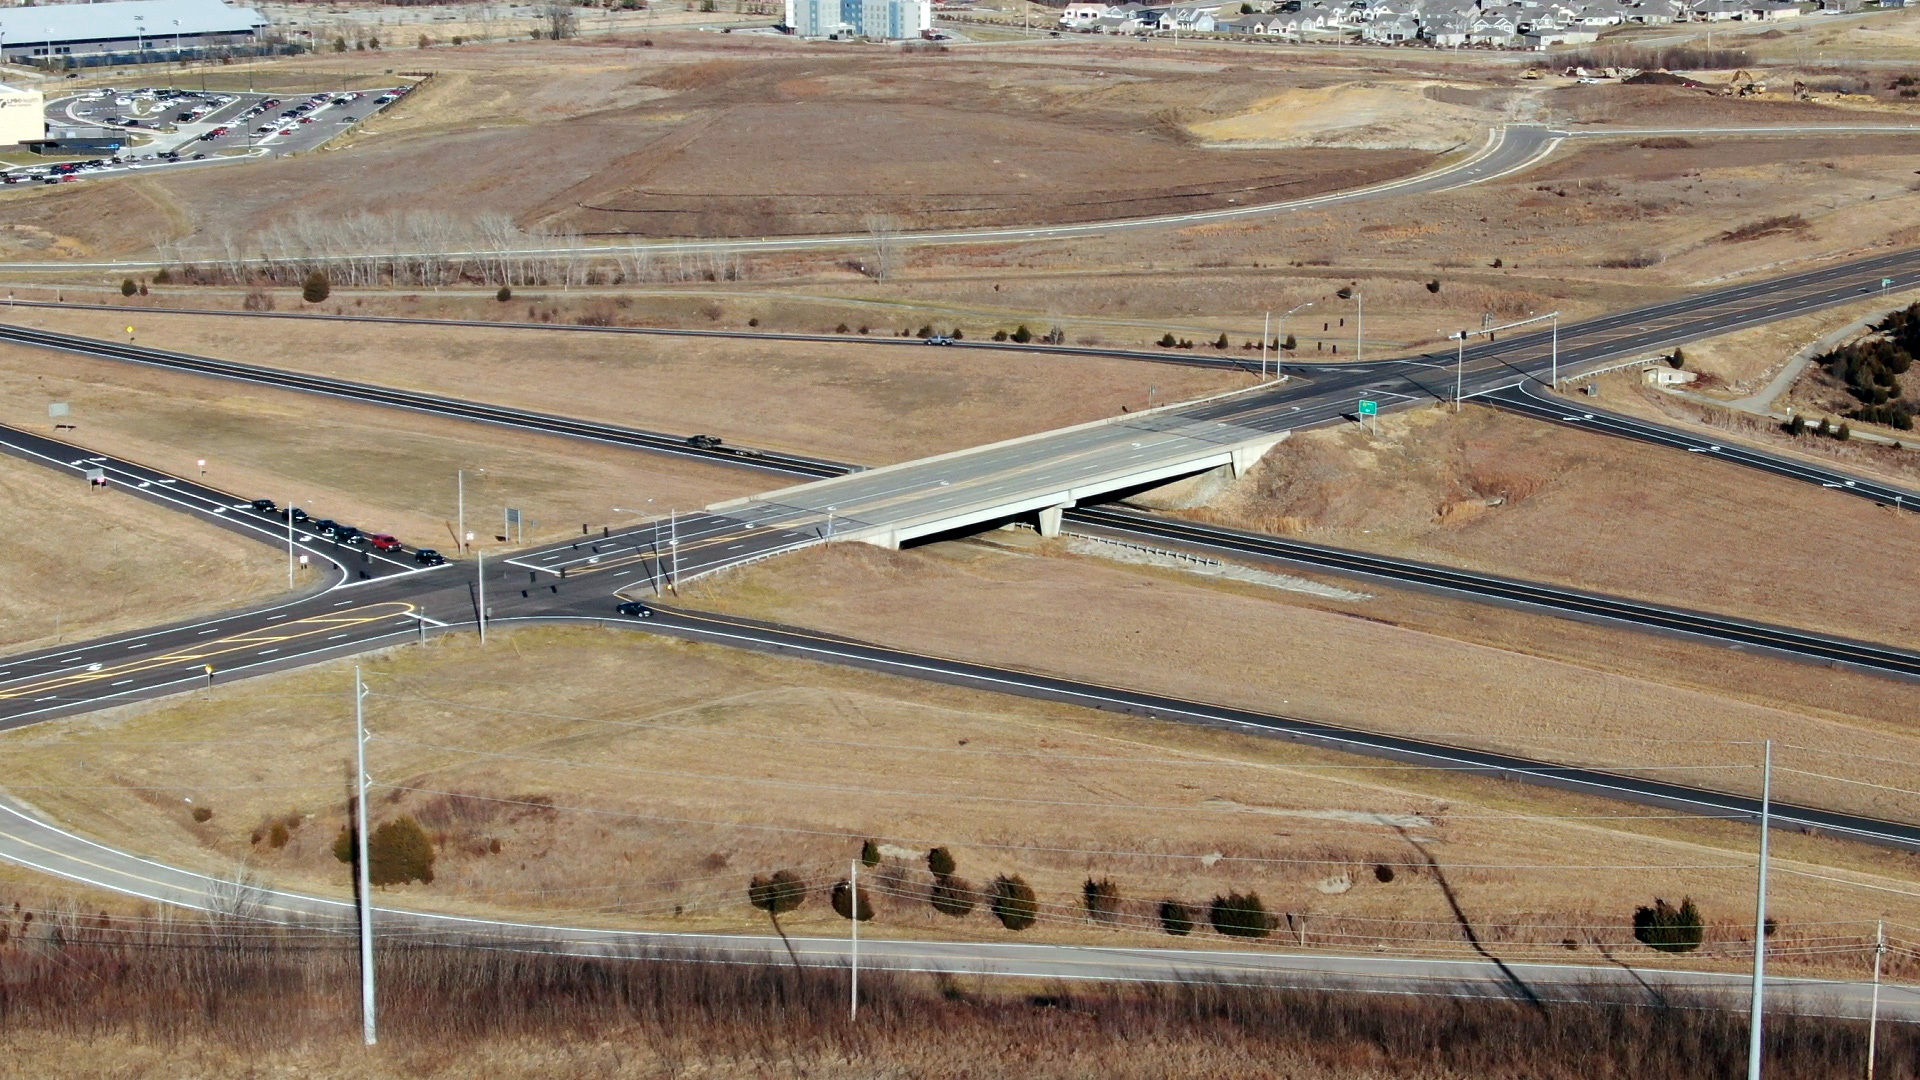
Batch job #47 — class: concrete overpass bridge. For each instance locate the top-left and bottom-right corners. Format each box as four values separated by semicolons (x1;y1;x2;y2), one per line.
705;387;1289;551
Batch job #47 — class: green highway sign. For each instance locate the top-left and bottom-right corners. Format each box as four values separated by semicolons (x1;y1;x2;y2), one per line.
1357;399;1378;416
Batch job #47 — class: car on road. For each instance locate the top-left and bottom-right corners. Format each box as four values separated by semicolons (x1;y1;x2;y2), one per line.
616;601;654;618
279;506;310;524
924;335;956;345
368;533;403;551
413;548;446;566
687;434;723;450
310;518;340;537
250;498;277;513
335;526;366;545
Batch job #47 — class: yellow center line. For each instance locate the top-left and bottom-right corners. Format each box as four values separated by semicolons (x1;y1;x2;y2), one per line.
0;602;418;699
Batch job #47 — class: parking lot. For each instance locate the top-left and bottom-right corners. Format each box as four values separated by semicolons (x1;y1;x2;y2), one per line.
5;83;409;185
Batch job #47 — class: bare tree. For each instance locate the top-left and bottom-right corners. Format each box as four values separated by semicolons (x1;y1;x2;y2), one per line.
545;2;580;38
864;213;896;282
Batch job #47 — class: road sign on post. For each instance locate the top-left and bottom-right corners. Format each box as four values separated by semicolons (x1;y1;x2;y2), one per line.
1357;398;1379;436
85;467;106;488
505;507;523;544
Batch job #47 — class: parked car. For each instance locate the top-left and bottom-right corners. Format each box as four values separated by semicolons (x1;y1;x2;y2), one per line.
280;506;310;524
368;533;403;551
335;526;366;545
616;601;654;619
310;518;340;537
413;548;446;566
250;498;277;514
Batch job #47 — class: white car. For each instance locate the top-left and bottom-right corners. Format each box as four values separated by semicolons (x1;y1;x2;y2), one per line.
114;96;133;106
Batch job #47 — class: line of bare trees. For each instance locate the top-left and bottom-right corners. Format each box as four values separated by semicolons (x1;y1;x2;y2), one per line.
155;211;751;289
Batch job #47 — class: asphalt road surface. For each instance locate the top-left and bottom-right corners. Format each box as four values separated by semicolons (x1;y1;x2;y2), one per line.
1486;381;1920;509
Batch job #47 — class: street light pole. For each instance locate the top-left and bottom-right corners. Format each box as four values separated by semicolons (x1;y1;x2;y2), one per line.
476;548;486;644
1454;331;1465;412
1551;312;1560;389
1260;310;1270;380
1356;292;1364;363
1277;300;1313;380
456;470;464;554
1747;739;1772;1080
286;497;295;588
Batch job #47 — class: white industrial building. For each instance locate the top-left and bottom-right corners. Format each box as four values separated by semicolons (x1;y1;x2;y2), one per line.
786;0;932;38
0;84;43;146
0;0;269;66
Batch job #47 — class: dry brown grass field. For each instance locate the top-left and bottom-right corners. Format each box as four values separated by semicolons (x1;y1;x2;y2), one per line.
2;623;1915;983
1193;403;1920;646
695;537;1920;821
0;306;1239;464
0;453;284;653
0;343;759;550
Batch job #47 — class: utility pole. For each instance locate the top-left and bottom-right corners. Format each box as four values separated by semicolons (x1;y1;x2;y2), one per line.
456;470;464;554
286;497;295;588
1868;920;1885;1080
668;509;678;594
1748;739;1773;1080
354;667;376;1046
476;548;486;644
850;858;860;1022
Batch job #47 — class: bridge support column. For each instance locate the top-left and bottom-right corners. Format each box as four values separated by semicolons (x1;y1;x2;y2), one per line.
1230;434;1289;478
858;531;900;551
1038;502;1073;538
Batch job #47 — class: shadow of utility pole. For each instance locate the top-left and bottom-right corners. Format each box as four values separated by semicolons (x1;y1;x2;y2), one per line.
1395;825;1544;1011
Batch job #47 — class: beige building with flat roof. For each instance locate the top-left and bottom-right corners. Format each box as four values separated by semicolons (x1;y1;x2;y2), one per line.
0;84;44;147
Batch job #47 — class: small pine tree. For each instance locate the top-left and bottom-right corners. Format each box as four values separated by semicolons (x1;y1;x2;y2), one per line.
989;875;1037;930
836;322;851;334
1158;332;1177;348
120;278;137;297
951;328;964;340
368;816;434;886
496;285;512;302
1282;333;1296;351
1336;286;1353;300
1817;417;1832;437
1787;414;1806;436
1374;864;1396;883
1214;332;1230;349
1426;279;1442;293
861;839;881;867
830;879;874;921
749;870;807;966
1668;348;1685;370
302;271;330;304
930;875;976;918
152;268;172;284
1159;899;1194;936
1209;891;1271;938
1837;422;1852;441
269;821;289;848
992;329;1009;341
191;807;214;823
1011;325;1033;344
1632;897;1704;953
926;846;956;876
1083;877;1122;924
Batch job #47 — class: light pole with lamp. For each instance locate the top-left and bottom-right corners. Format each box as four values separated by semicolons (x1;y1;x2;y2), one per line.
1276;300;1314;379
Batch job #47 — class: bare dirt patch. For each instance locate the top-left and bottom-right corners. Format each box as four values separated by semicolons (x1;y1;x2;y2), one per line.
0;452;284;653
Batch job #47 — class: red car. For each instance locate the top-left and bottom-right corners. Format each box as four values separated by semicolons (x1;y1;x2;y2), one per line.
368;534;403;551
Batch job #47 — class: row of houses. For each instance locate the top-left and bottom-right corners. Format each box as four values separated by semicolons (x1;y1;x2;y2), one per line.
1059;0;1806;45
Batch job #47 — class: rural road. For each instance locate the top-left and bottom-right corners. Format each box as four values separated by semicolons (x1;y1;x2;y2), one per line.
1;121;1912;273
1;788;1909;1017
